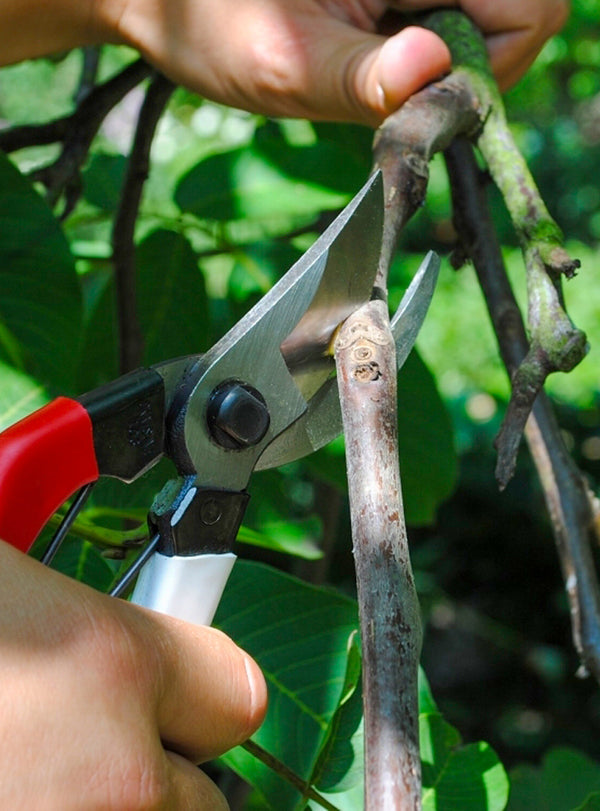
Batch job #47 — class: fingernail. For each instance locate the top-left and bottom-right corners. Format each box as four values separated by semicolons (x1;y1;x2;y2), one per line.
242;653;268;735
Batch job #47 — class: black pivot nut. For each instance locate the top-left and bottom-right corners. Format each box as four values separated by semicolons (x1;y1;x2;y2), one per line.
207;380;270;450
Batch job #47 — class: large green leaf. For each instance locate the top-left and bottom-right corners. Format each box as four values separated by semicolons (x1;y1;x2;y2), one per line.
0;362;48;431
306;349;458;526
77;228;210;390
0;152;82;389
252;127;371;196
397;349;458;524
49;536;116;593
508;747;600;811
216;562;505;811
421;713;509;811
216;561;361;810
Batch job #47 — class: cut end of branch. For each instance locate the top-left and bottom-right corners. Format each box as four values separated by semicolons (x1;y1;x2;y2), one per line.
542;244;581;280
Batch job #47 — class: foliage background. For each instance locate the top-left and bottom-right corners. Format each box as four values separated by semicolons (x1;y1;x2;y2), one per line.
1;3;600;808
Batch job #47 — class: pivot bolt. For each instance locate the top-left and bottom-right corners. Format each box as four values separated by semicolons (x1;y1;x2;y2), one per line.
207;380;270;450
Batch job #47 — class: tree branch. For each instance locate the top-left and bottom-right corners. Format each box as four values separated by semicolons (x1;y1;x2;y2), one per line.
0;57;151;215
372;73;481;289
445;137;600;682
332;73;481;809
111;72;174;374
335;300;421;809
423;10;588;486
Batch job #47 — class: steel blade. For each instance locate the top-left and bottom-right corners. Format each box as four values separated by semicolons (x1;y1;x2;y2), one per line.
256;251;440;470
167;172;384;490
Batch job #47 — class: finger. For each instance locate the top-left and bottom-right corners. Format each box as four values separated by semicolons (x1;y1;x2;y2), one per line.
366;25;452;120
141;612;267;762
486;32;541;91
164;752;229;810
287;21;451;126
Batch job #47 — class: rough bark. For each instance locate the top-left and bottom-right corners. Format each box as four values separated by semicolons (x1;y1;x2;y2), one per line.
335;299;422;809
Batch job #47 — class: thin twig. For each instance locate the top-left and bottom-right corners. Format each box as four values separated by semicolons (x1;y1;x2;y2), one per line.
0;58;152;216
445;137;600;682
74;46;101;105
241;740;340;811
111;72;174;374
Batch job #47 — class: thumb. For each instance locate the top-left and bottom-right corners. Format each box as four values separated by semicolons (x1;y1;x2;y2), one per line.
339;25;452;125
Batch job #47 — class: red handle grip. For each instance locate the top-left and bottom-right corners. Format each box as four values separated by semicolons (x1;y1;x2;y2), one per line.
0;398;99;552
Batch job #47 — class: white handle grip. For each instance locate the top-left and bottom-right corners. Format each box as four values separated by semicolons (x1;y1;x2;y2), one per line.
130;552;236;626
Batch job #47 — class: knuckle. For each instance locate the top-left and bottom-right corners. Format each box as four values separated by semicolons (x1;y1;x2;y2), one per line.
90;750;169;811
77;600;157;698
115;758;169;811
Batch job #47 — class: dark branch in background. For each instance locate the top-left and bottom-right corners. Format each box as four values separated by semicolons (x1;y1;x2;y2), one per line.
111;72;174;374
0;57;151;215
333;73;481;810
74;46;101;104
445;138;600;682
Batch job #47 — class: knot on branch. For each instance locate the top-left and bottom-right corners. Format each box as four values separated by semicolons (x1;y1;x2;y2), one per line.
335;318;390;351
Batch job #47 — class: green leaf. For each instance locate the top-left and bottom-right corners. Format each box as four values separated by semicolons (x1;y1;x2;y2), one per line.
306;350;458;526
311;631;363;794
174;145;347;225
421;713;509;811
217;563;505;810
77;228;210;389
0;152;82;389
397;350;458;525
215;561;361;811
238;519;323;561
0;362;48;430
50;536;116;593
82;152;128;212
508;747;600;811
253;127;371;196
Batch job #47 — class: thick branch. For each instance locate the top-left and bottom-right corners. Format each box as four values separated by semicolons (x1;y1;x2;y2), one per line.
111;73;174;374
337;70;483;810
445;137;600;681
335;300;421;809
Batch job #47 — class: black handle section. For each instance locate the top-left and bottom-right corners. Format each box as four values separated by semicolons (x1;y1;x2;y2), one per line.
149;477;250;556
79;368;165;483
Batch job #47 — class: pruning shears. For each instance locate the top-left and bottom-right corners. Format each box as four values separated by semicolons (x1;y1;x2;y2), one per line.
0;172;439;626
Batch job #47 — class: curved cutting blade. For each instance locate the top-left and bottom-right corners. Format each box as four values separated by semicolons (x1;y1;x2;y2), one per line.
256;250;440;470
167;171;384;490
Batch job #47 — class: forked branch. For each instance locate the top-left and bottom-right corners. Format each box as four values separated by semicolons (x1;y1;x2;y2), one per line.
445;138;600;682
